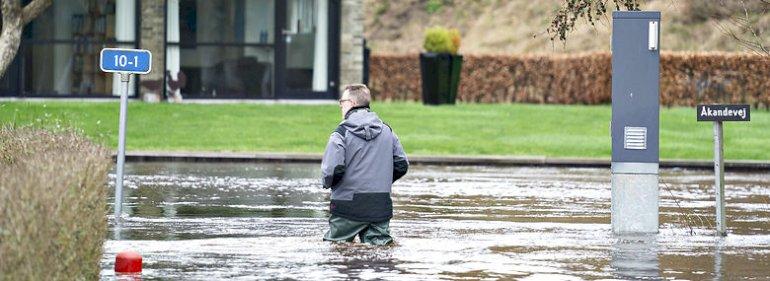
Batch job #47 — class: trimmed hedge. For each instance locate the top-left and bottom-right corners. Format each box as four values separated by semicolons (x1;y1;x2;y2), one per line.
0;127;111;281
370;52;770;107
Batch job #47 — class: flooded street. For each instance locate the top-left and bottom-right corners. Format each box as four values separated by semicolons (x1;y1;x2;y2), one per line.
101;162;770;280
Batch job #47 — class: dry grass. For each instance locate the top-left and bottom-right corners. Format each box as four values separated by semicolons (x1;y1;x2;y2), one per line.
0;127;112;281
365;0;770;54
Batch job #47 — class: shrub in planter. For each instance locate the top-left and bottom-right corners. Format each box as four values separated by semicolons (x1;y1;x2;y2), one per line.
420;26;463;105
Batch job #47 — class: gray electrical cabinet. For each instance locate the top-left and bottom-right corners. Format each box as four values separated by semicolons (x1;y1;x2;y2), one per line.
611;11;661;234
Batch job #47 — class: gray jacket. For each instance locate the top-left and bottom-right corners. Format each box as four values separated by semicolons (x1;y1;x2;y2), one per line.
321;106;409;222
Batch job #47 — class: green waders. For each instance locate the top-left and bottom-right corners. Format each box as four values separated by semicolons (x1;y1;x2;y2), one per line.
323;215;393;245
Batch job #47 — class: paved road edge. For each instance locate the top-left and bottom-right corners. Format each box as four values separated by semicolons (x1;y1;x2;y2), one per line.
117;151;770;171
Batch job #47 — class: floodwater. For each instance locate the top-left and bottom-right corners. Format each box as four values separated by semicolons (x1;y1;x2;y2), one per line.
101;162;770;280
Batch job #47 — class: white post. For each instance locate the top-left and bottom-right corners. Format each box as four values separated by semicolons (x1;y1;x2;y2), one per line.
714;121;726;236
114;73;131;221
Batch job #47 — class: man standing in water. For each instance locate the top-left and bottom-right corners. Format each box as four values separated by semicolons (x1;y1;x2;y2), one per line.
321;84;409;245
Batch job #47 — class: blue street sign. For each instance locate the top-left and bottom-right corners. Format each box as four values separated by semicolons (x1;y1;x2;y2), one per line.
101;47;152;223
100;48;152;74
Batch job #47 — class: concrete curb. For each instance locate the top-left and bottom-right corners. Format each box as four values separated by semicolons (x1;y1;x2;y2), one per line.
118;151;770;171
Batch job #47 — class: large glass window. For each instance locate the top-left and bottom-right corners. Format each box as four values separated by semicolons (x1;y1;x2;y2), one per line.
0;0;335;99
167;0;275;99
285;0;327;92
0;0;138;97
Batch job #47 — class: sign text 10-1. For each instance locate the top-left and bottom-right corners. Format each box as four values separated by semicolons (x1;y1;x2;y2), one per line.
99;48;152;74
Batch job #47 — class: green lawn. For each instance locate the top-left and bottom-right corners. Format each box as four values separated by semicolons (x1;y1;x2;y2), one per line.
1;101;767;160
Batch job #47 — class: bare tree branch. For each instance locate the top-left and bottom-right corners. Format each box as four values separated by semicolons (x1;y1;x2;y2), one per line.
21;0;52;25
713;0;770;56
0;0;53;79
547;0;640;43
550;0;770;56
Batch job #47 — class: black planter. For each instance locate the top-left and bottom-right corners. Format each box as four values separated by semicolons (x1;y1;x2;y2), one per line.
419;52;463;105
447;53;463;104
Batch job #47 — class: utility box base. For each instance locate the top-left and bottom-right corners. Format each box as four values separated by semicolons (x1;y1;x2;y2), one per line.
611;173;659;233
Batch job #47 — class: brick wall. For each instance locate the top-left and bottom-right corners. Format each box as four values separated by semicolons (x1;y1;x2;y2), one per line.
340;0;364;92
139;0;165;101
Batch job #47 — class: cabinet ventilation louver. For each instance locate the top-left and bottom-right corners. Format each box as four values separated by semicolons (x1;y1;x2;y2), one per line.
624;126;647;150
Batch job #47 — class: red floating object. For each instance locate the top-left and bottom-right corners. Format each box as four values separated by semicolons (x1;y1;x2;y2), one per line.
115;250;142;273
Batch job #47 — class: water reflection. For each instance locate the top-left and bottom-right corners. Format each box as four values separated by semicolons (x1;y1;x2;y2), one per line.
133;185;165;217
113;218;123;241
114;273;142;281
713;238;724;281
324;243;404;279
610;234;660;279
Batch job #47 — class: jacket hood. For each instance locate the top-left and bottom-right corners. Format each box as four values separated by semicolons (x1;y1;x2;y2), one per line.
340;107;383;141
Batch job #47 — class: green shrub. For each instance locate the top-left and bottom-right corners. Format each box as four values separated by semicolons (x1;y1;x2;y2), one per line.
0;127;111;281
448;28;461;54
423;26;461;54
425;0;443;14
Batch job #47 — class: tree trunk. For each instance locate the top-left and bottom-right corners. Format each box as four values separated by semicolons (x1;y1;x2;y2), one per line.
0;0;52;80
0;1;23;78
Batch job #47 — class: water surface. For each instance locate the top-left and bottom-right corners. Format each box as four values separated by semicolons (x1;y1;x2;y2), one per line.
101;162;770;280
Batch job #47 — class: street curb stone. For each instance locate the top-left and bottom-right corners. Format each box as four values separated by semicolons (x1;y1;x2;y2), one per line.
116;151;770;171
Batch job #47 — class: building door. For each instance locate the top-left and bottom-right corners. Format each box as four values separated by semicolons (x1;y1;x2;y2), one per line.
275;0;339;99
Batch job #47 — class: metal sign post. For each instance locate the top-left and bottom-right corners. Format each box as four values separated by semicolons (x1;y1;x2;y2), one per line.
114;73;130;219
697;104;750;236
713;120;725;236
100;48;152;221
